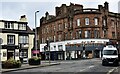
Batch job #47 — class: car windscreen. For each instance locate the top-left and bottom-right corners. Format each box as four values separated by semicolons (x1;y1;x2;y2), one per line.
103;50;118;55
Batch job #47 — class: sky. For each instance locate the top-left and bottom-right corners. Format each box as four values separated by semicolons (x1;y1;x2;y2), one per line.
0;0;120;29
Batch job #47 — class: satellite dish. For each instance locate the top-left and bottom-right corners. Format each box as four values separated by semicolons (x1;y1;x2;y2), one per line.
0;38;3;44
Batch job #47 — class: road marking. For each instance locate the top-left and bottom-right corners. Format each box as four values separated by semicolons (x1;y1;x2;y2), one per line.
80;65;95;72
80;68;87;71
88;66;94;68
107;67;118;74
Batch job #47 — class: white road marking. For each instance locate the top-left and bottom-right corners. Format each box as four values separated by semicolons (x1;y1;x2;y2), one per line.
107;67;118;74
80;65;95;72
88;66;94;68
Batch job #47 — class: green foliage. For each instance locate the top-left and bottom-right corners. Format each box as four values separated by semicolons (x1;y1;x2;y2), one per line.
28;57;41;65
29;57;40;61
2;58;21;68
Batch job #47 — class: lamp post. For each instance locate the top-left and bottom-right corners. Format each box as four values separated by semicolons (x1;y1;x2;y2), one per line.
46;39;50;64
35;11;39;57
83;42;86;59
0;38;3;72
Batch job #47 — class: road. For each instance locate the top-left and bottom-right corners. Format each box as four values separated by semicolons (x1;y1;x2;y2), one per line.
3;58;119;74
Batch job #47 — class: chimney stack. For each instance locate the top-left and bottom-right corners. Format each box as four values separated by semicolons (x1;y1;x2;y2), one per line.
20;15;27;22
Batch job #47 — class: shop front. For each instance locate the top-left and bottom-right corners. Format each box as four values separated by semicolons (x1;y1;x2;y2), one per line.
41;51;65;60
66;44;83;60
65;43;105;60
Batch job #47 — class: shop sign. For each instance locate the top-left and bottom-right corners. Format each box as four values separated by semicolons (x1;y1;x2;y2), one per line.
32;50;40;54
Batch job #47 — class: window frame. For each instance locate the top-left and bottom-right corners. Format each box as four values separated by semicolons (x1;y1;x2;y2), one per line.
85;30;91;38
18;23;27;30
4;22;14;29
77;19;80;26
85;18;89;25
94;18;98;25
7;35;15;45
19;35;29;44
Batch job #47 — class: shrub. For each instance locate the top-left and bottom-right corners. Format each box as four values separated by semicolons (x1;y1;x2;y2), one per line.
2;58;21;69
28;57;41;65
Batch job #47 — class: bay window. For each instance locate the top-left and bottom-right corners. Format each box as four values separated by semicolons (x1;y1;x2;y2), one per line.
19;36;28;44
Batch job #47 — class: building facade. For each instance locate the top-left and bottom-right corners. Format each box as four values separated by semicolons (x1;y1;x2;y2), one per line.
0;15;34;62
39;2;120;60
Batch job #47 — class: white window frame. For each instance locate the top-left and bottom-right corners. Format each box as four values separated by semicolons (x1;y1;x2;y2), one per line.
85;31;88;38
19;36;28;44
85;30;90;38
94;18;98;25
103;20;106;26
19;24;26;30
77;19;80;26
78;30;82;38
8;35;15;44
64;23;67;28
85;18;89;25
5;22;14;29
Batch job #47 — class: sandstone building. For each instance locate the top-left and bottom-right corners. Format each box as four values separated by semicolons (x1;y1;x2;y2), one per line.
39;2;120;60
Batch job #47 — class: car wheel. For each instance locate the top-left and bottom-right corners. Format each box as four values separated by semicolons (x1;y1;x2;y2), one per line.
102;61;105;66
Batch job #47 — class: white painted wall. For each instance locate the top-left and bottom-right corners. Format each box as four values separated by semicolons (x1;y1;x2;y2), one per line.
0;22;4;28
28;34;34;58
1;49;7;61
15;49;19;60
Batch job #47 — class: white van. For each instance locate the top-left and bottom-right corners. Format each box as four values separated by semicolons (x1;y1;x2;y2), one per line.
102;45;119;66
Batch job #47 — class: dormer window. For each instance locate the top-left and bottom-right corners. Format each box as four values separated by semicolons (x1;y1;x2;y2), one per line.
4;22;14;29
19;23;26;30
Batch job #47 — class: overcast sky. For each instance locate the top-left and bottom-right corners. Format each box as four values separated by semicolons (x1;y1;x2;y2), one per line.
0;0;120;29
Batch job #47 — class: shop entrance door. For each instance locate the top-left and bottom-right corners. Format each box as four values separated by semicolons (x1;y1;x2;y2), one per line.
7;50;14;60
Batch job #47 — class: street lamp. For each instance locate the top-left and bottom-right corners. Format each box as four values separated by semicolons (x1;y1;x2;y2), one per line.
0;38;3;72
82;42;86;59
35;10;39;57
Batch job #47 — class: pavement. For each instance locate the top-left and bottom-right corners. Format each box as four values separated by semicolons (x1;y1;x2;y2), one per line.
1;61;60;73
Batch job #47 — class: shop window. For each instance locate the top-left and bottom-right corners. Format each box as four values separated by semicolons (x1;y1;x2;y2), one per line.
20;50;28;58
58;45;63;51
15;52;19;56
3;52;7;57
